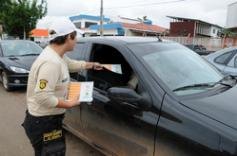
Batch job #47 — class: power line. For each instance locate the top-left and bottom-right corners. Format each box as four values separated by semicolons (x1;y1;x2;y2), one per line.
79;0;187;14
104;0;186;10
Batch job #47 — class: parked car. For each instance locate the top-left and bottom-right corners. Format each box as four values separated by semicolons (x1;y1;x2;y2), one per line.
0;40;42;90
205;47;237;76
185;44;213;55
64;37;237;156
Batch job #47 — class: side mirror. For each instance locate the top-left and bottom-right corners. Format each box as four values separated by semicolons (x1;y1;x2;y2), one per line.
107;87;152;110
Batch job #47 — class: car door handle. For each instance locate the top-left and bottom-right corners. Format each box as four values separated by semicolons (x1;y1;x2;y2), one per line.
93;92;110;103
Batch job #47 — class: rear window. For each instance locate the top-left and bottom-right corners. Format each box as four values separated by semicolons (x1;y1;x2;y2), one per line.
214;51;235;65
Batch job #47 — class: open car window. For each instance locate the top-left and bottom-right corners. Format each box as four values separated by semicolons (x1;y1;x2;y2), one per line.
87;44;133;91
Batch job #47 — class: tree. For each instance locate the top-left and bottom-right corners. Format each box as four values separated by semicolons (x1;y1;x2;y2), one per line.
0;0;47;39
222;28;237;38
0;0;12;11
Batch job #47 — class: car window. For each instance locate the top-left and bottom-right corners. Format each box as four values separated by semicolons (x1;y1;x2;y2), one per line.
235;57;237;68
214;51;235;65
194;45;200;50
226;52;237;67
66;43;85;60
129;42;223;96
87;44;133;91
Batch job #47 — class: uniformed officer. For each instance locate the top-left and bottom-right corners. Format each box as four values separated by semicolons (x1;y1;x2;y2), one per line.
22;17;103;156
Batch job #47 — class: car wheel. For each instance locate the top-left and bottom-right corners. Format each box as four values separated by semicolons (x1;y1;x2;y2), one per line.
2;72;11;91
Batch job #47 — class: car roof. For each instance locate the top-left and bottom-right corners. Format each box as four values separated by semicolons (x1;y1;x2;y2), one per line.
208;46;237;56
77;36;172;44
204;46;237;60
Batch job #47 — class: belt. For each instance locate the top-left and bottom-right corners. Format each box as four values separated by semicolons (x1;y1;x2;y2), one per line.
26;110;64;120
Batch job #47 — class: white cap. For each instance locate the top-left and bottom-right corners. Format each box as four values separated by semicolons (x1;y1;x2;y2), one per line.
48;17;77;41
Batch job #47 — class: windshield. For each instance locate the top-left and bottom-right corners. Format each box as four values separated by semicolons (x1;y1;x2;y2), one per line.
129;42;223;96
1;40;42;57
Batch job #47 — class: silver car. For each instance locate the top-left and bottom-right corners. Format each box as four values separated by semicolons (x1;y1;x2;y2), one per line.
205;47;237;76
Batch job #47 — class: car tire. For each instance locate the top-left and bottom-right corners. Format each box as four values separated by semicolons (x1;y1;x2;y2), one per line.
2;72;12;91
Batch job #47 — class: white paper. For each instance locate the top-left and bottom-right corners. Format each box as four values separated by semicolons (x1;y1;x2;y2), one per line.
103;64;122;74
111;64;122;74
79;82;94;102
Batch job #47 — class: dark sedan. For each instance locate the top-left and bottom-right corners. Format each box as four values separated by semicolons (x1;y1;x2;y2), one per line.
64;37;237;156
185;44;213;55
0;40;42;91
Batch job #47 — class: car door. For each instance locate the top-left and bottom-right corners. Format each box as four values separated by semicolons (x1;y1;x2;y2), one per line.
63;42;88;135
80;43;164;156
223;50;237;76
155;94;220;156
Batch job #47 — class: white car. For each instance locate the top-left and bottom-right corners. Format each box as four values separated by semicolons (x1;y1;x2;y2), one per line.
205;47;237;76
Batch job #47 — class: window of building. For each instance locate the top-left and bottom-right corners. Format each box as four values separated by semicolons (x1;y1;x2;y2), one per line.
75;22;81;29
85;22;97;28
213;29;216;34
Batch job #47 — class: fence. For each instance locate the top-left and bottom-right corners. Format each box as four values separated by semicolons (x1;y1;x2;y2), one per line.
162;36;237;51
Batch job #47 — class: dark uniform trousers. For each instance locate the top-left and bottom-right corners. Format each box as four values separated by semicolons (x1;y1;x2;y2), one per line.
22;111;66;156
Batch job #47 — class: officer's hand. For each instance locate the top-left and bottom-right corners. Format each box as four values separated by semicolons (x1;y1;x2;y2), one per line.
57;98;80;108
68;94;80;107
69;98;80;107
93;62;103;70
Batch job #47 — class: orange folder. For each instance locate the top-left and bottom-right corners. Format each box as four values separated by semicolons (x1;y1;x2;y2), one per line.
67;82;81;101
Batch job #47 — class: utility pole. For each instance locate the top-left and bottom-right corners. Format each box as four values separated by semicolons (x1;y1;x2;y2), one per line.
100;0;104;36
0;23;3;40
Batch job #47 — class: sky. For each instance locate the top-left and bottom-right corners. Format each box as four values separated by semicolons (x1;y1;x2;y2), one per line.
37;0;237;29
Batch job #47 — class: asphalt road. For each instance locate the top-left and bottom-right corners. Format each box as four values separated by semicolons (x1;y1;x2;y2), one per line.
0;84;103;156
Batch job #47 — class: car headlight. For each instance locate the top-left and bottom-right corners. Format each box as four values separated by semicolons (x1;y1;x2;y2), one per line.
9;66;29;73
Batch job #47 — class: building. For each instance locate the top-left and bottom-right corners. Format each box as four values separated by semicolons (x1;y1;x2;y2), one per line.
89;22;167;36
226;2;237;32
167;16;223;38
30;29;49;43
69;14;110;29
89;17;167;36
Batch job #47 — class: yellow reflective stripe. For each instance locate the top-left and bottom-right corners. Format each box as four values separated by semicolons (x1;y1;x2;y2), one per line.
43;130;62;142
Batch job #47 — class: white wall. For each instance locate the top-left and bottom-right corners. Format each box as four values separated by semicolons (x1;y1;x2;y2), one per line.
73;19;109;29
196;23;221;38
34;37;48;42
125;29;141;36
96;29;118;36
210;26;221;38
227;2;237;28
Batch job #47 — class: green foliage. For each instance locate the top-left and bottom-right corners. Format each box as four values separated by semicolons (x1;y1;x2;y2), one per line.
0;0;47;38
223;28;237;38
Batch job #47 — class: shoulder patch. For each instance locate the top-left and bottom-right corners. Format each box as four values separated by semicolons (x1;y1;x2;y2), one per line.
39;79;48;89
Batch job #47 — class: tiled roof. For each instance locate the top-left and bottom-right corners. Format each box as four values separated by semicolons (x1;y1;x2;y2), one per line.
89;22;167;33
122;23;167;33
30;29;49;37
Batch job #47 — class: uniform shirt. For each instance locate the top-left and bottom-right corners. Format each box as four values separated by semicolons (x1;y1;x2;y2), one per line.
27;46;86;117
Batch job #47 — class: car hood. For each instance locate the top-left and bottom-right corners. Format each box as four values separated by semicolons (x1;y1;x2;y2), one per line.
2;56;38;70
181;85;237;130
